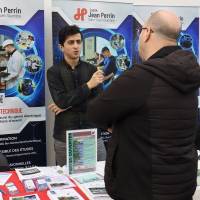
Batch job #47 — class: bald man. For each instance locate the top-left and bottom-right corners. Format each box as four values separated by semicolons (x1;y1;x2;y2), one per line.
87;10;200;200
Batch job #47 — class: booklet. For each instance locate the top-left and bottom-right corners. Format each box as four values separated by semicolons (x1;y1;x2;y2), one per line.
15;167;44;181
66;128;97;175
47;188;85;200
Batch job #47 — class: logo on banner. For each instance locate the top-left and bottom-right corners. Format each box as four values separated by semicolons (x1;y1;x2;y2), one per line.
74;8;87;21
0;6;22;18
73;7;116;23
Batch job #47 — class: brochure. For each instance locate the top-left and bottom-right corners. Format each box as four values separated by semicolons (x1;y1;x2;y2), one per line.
47;188;85;200
72;172;103;184
66;128;97;175
15;167;44;181
81;180;109;199
46;175;75;190
15;166;64;181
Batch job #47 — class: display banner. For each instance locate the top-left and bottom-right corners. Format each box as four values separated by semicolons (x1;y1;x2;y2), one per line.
52;0;134;158
52;0;133;89
0;0;46;168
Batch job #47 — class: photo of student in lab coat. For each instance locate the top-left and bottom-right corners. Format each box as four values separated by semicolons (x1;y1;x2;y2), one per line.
1;39;25;90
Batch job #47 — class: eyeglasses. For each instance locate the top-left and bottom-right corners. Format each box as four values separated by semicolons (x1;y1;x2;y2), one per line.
137;26;154;36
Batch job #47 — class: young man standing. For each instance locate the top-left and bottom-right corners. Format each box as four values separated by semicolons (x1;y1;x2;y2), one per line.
100;46;117;86
47;25;104;166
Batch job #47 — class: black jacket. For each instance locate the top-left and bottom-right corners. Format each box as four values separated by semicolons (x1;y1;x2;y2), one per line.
47;60;100;142
88;46;200;200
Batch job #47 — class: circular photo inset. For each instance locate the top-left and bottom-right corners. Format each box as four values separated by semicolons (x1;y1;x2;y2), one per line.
15;31;35;50
110;33;125;50
24;55;42;74
178;34;193;49
18;78;35;96
116;54;130;71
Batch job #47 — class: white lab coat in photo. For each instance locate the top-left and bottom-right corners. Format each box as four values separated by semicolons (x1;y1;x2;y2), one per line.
3;50;25;89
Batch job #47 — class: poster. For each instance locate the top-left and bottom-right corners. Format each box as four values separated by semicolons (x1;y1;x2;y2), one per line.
0;0;46;168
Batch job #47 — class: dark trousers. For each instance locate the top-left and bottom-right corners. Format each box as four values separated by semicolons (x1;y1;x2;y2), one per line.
0;153;9;171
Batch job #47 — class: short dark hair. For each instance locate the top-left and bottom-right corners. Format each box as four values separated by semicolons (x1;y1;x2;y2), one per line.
58;25;83;46
101;46;110;53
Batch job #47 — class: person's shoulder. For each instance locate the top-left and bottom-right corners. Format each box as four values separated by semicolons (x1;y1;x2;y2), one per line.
122;64;150;77
110;55;116;62
13;50;23;57
47;62;63;73
47;64;56;72
110;55;116;59
11;51;24;62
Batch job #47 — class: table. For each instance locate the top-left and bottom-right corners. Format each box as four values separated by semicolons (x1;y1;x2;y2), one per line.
0;161;199;200
0;170;90;200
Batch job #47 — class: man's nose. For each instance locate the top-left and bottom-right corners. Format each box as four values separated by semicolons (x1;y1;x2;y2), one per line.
73;41;80;48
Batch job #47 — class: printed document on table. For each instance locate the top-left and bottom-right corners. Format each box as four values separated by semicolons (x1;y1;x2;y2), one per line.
81;180;112;199
47;188;85;200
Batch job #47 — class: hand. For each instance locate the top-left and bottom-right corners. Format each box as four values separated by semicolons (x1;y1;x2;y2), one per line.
87;70;104;89
104;72;114;81
48;103;66;115
107;128;112;133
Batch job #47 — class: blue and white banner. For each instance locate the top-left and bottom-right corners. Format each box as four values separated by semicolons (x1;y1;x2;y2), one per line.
52;0;133;159
52;0;133;89
0;0;46;168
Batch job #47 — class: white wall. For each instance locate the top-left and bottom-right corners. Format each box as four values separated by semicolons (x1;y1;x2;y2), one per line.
45;0;200;165
45;0;55;165
75;0;200;6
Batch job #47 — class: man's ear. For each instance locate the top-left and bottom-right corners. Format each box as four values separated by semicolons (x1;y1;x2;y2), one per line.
144;27;151;43
59;44;64;52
